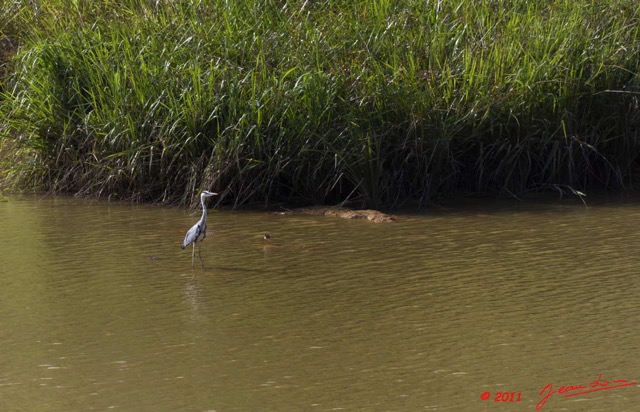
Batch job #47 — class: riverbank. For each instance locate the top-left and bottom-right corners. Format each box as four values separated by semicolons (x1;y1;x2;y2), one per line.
2;1;640;208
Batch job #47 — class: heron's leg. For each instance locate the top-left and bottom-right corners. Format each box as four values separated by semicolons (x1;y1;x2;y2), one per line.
191;243;196;269
198;242;205;269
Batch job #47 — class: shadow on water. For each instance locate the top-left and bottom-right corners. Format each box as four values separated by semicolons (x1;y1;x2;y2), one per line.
1;194;640;411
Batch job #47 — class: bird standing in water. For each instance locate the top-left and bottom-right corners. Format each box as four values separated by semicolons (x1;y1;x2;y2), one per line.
181;190;218;269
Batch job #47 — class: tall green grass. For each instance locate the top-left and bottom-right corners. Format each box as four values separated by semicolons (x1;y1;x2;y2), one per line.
2;0;640;207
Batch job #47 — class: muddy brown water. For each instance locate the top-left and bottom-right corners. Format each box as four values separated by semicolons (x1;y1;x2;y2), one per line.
1;195;640;411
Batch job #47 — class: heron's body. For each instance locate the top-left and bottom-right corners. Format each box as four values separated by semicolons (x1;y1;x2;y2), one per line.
182;190;217;268
182;218;207;248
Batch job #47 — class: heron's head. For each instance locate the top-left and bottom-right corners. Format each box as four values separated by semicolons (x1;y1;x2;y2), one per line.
201;190;218;197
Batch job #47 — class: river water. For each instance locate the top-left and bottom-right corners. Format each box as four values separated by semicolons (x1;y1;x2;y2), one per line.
1;195;639;411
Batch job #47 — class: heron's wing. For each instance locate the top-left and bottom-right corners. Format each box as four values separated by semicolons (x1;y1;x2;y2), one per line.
182;221;203;249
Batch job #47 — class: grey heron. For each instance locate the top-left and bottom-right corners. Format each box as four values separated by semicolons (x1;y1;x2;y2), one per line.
181;190;218;268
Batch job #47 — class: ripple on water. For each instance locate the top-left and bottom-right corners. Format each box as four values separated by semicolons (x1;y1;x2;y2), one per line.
2;197;640;410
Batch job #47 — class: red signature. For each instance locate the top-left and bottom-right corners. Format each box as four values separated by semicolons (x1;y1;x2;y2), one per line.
536;374;638;410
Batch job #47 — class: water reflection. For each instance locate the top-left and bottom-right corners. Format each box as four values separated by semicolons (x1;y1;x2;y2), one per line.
1;195;640;411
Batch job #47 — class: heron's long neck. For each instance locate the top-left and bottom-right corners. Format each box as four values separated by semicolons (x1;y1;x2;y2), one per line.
201;195;208;221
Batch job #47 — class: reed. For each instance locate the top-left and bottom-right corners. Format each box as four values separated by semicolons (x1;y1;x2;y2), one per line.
1;0;640;207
